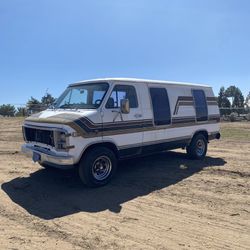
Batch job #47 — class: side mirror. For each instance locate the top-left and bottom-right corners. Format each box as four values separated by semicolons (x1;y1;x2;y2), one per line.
120;99;130;114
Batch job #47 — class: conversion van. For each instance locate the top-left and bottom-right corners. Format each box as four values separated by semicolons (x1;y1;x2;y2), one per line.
22;78;220;187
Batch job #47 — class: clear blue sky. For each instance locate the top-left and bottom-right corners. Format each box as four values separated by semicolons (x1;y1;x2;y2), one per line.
0;0;250;105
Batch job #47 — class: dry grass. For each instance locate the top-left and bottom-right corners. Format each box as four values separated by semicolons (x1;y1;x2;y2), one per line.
220;122;250;140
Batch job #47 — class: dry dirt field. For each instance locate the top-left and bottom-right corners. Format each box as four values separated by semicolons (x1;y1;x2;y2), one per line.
0;118;249;250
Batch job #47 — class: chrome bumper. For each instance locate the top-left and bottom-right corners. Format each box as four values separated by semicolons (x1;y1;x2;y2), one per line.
21;144;75;168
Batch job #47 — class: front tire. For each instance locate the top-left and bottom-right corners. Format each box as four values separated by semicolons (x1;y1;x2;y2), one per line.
78;147;117;187
186;134;207;159
39;162;52;169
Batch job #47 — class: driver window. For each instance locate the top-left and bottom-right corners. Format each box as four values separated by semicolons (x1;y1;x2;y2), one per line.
106;85;138;108
92;90;106;105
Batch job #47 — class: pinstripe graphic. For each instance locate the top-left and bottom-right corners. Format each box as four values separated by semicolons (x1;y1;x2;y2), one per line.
206;97;217;101
173;96;194;115
26;113;220;138
172;116;196;124
26;114;153;137
206;96;218;105
173;96;218;115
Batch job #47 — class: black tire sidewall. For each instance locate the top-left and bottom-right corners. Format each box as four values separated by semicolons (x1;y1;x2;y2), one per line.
39;162;51;169
79;147;117;187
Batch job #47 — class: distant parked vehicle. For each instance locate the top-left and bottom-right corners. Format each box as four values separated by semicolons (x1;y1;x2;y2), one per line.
22;78;220;187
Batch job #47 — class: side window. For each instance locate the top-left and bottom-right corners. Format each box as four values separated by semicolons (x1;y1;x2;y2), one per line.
150;88;171;125
92;90;106;104
192;89;208;121
106;85;138;108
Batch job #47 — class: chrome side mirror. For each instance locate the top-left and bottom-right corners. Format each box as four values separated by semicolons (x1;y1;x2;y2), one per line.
120;99;130;114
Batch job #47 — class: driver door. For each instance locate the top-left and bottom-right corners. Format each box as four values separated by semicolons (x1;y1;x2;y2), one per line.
102;83;143;157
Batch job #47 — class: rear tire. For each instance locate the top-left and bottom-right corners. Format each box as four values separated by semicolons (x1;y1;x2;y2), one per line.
78;147;117;187
186;134;207;159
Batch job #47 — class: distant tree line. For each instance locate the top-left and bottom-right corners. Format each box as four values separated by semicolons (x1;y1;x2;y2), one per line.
218;85;250;116
0;93;55;117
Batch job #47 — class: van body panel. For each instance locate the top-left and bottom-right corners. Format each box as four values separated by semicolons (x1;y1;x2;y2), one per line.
22;78;220;168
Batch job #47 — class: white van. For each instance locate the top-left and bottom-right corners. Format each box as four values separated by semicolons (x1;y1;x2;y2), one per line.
22;78;220;187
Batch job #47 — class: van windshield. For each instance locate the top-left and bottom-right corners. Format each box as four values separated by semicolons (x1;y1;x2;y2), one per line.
54;83;109;109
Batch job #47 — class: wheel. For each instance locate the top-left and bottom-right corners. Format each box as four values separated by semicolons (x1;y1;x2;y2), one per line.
78;147;117;187
186;134;207;159
39;162;52;169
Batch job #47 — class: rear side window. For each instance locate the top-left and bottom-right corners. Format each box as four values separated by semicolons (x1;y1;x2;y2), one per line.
106;85;138;108
192;89;208;121
150;88;171;125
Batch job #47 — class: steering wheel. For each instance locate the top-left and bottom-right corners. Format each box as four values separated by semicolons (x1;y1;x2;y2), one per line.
94;99;102;105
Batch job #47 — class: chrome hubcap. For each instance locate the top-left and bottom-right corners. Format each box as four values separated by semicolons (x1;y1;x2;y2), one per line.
196;139;205;156
92;156;112;181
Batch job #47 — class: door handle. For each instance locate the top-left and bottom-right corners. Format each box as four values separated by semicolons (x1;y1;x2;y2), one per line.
134;114;142;118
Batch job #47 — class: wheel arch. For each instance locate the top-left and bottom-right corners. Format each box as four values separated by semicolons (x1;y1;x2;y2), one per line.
190;129;209;144
78;141;119;163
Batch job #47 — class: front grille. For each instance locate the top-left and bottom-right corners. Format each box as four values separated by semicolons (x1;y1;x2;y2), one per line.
24;127;55;147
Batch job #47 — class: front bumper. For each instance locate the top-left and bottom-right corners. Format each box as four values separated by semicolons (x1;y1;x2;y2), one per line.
21;144;75;168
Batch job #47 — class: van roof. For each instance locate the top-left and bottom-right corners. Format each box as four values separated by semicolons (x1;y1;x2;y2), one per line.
69;78;210;88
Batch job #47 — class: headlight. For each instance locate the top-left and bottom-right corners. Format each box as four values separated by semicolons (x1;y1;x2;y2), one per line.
58;131;67;149
54;131;68;150
54;130;75;151
60;132;66;142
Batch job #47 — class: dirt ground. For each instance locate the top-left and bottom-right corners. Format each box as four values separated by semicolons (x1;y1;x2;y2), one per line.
0;118;249;250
